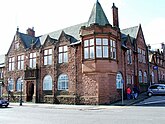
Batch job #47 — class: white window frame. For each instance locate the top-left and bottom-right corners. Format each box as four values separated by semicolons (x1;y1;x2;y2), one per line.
58;74;69;90
43;75;52;91
44;49;52;65
30;52;36;68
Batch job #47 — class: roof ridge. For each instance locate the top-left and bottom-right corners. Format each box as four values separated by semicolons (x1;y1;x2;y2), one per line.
121;25;138;31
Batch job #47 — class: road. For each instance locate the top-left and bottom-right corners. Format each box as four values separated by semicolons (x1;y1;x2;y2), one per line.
1;103;165;124
135;95;165;106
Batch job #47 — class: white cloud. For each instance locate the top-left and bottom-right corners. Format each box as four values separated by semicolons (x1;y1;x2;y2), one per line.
144;18;165;49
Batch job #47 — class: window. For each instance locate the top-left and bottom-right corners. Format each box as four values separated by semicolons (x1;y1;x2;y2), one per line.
17;55;24;70
8;78;14;91
9;57;15;71
127;49;132;64
43;75;52;90
84;39;94;59
127;75;132;84
139;71;142;83
142;50;146;63
96;38;108;58
44;49;52;65
110;40;116;59
30;52;36;68
138;48;142;62
58;46;68;63
144;71;147;83
58;74;68;90
16;78;23;91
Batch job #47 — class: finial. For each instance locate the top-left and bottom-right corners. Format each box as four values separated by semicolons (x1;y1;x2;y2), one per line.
17;26;19;32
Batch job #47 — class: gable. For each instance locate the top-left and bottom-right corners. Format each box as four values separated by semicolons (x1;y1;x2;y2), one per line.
42;35;56;47
136;25;146;48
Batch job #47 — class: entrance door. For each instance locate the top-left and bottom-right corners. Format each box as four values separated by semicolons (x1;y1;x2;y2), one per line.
26;82;34;102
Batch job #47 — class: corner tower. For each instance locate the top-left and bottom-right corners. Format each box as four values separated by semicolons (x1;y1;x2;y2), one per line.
79;1;121;104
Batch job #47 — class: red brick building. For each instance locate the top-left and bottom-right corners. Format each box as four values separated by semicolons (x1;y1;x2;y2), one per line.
2;1;165;104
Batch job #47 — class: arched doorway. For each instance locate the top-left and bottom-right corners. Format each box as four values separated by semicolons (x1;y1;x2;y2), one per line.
26;81;34;102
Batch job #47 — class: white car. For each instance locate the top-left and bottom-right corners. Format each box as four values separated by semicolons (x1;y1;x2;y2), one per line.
147;84;165;97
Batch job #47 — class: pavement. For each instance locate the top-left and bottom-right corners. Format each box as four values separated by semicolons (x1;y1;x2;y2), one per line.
9;92;149;110
111;92;149;106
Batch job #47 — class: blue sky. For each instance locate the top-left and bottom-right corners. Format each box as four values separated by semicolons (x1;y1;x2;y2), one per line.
0;0;165;54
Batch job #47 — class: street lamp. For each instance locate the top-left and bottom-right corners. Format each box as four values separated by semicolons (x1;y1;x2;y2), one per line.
147;44;151;86
20;78;23;106
7;78;11;101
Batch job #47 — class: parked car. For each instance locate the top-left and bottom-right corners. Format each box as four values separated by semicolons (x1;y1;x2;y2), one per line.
147;84;165;97
0;98;9;108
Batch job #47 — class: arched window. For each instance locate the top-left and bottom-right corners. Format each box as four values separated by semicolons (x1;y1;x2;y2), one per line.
144;72;147;83
139;71;142;83
58;74;68;90
152;71;154;83
43;75;52;90
8;78;14;91
16;78;22;91
116;72;123;89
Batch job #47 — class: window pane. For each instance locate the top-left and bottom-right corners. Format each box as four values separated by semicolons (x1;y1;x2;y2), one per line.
44;56;47;65
103;38;108;45
90;46;94;59
33;53;36;57
113;41;116;47
84;40;89;47
33;58;36;68
58;74;68;90
96;46;102;57
30;53;33;58
44;50;48;55
90;39;94;46
96;38;101;45
49;49;52;54
64;46;68;52
64;53;68;62
48;55;52;65
59;47;62;52
84;48;89;59
59;53;62;63
103;46;108;58
43;75;52;90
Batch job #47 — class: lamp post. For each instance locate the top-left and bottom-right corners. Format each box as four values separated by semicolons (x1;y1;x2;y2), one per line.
20;78;23;106
7;78;11;101
147;44;151;86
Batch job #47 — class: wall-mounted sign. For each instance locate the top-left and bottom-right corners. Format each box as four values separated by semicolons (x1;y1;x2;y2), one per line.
153;66;158;70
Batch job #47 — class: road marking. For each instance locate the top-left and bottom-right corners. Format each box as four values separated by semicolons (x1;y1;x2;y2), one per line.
144;100;165;105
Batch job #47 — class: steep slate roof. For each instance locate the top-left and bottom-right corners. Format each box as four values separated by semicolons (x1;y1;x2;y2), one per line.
40;23;87;45
87;1;110;26
18;32;41;49
40;1;110;45
121;26;139;45
121;26;139;39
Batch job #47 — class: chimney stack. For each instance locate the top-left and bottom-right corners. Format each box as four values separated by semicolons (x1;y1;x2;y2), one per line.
26;27;35;37
112;3;119;28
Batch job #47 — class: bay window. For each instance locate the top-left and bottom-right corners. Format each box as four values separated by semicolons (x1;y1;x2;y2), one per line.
83;38;116;60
